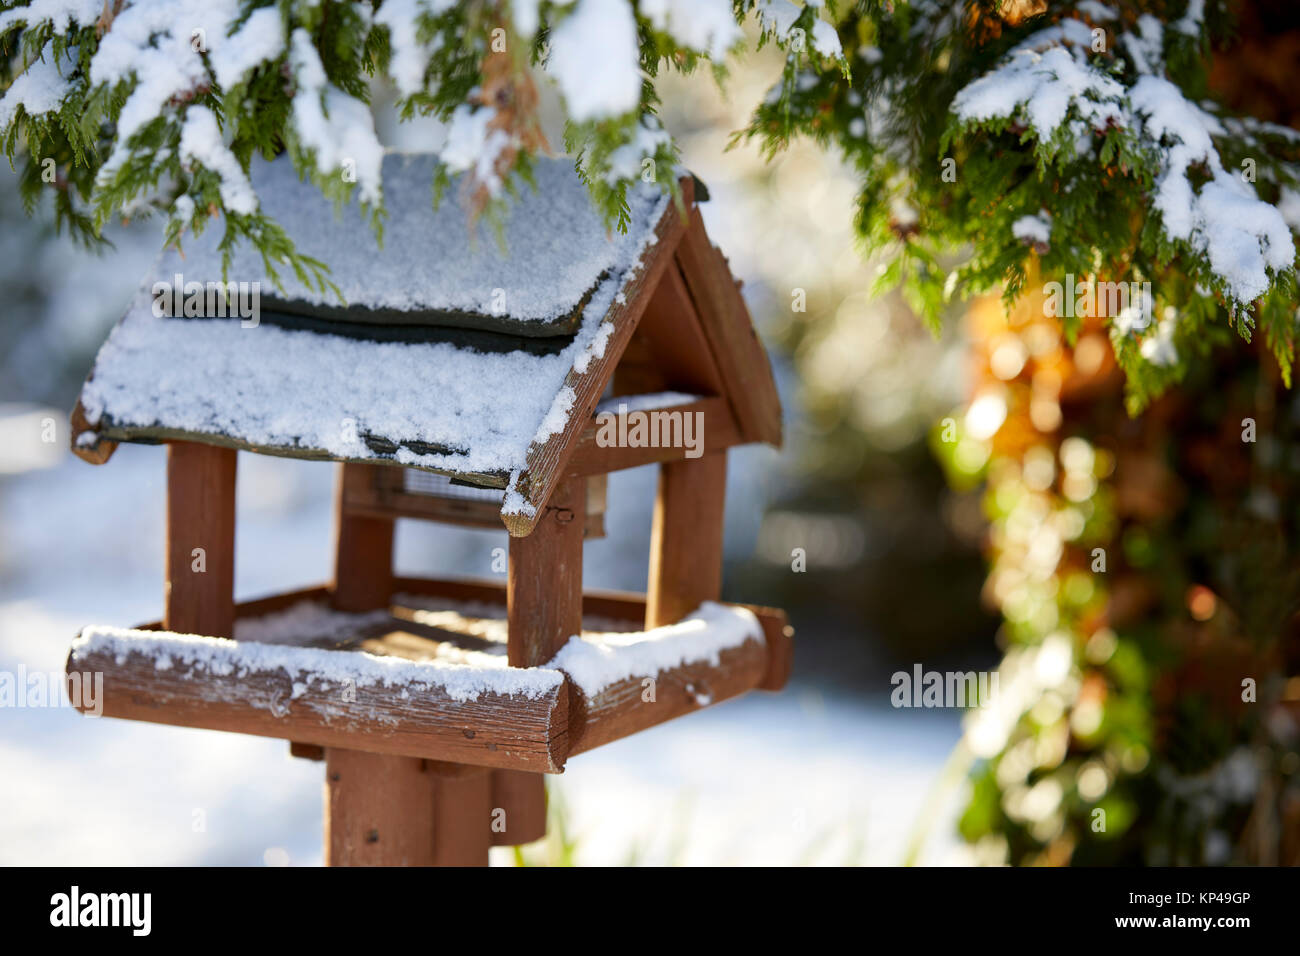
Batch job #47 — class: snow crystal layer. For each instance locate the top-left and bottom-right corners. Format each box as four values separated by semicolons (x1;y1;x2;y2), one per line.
549;602;765;696
170;152;666;323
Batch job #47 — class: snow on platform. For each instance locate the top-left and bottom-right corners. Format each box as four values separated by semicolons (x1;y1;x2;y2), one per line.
69;595;765;710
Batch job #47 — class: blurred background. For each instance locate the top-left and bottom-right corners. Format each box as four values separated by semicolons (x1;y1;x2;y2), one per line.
6;20;1297;867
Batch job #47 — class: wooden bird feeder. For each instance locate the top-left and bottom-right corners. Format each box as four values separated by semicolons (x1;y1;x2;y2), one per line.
64;154;791;866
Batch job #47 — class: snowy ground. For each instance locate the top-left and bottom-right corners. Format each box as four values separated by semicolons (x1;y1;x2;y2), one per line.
0;434;967;866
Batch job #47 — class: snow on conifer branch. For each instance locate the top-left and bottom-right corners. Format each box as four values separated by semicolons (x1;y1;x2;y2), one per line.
949;10;1294;314
1;0;834;271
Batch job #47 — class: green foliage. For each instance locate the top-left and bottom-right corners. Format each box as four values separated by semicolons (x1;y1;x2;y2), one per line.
0;0;845;293
741;1;1300;411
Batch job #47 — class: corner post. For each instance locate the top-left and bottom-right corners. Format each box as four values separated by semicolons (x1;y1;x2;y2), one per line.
502;474;586;850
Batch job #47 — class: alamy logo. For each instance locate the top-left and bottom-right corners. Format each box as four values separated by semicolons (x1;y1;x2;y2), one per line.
594;403;704;459
1043;274;1153;327
891;665;998;708
50;886;151;936
1;666;102;716
152;273;261;327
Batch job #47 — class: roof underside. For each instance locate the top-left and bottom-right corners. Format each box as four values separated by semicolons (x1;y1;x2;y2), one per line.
73;153;674;488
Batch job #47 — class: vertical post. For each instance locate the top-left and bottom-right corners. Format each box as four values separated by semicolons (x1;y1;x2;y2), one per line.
165;441;237;637
646;451;727;628
432;769;493;866
326;463;493;866
489;769;549;848
324;749;437;866
332;462;393;613
502;475;585;851
507;475;586;666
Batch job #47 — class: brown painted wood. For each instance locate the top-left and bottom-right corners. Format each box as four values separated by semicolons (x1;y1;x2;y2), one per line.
489;770;548;847
508;475;586;667
567;638;769;757
333;462;394;613
634;264;726;394
324;749;437;866
501;180;695;536
290;741;325;761
68;639;570;773
505;475;584;849
611;323;669;396
432;770;493;866
755;608;795;692
674;210;783;447
646;450;727;629
565;396;743;477
165;441;237;638
69;399;116;465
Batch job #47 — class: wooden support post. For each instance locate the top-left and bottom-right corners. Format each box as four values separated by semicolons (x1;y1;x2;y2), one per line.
501;475;585;851
332;462;394;613
324;751;492;866
489;769;549;847
432;768;493;866
646;451;727;628
327;464;495;865
165;441;237;637
325;749;438;866
508;475;586;666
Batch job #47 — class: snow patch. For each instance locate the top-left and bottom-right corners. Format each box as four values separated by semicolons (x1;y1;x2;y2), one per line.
550;602;764;696
547;0;642;122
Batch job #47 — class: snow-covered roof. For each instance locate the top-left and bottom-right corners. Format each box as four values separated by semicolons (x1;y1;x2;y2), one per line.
71;151;782;535
185;154;669;336
73;152;678;491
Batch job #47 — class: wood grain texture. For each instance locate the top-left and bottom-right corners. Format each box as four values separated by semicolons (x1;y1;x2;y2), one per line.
565;396;742;477
567;638;769;757
674;211;783;447
508;475;585;668
646;450;727;629
67;642;570;773
332;462;394;613
325;749;438;866
501;180;695;536
165;441;237;638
